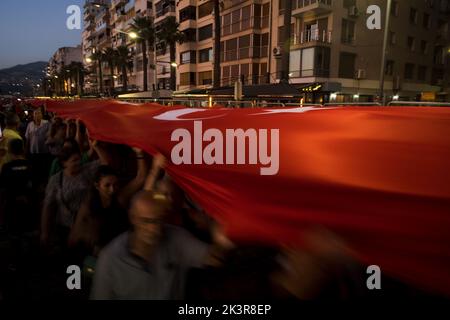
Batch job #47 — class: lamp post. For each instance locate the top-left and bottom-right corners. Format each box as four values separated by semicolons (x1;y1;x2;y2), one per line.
379;0;393;106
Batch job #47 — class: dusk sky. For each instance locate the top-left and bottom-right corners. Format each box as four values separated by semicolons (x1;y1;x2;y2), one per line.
0;0;84;69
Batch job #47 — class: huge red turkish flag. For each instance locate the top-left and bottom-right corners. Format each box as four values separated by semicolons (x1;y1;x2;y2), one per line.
46;99;450;296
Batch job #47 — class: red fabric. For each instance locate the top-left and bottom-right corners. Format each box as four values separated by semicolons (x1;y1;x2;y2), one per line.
47;99;450;296
26;98;46;108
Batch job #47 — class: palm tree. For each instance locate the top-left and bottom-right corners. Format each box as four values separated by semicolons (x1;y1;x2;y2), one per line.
158;16;185;91
91;50;104;94
130;16;155;92
67;62;86;96
213;0;221;88
280;0;293;83
57;70;67;96
103;47;117;95
115;45;133;93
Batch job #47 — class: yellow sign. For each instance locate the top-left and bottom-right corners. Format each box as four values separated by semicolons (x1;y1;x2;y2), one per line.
421;92;436;101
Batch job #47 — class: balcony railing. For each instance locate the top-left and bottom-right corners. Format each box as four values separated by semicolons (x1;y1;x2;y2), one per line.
282;0;333;16
293;29;332;45
221;15;270;37
294;0;332;9
220;46;269;62
156;6;175;18
96;22;107;32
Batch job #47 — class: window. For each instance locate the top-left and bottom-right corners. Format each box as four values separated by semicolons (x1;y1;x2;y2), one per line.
179;6;196;22
180;51;196;64
155;0;175;18
183;28;196;42
407;37;416;51
261;33;269;58
302;48;315;77
180;72;196;86
252;63;259;84
199;24;213;41
198;1;213;19
389;31;397;45
341;19;355;44
199;48;213;63
225;38;238;61
262;3;270;28
241;6;251;30
253;4;262;29
231;64;239;81
136;59;143;72
198;71;213;85
222;65;230;84
410;8;418;24
423;13;431;29
315;47;330;77
385;60;394;76
232;10;240;33
253;34;261;58
339;52;356;79
404;63;415;79
391;1;399;16
421;40;428;54
241;63;249;83
222;13;231;36
239;35;251;59
279;0;285;14
418;66;427;81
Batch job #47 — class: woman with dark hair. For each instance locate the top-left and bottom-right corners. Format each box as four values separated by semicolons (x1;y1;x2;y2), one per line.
45;122;66;156
40;140;110;251
48;138;92;177
69;148;148;256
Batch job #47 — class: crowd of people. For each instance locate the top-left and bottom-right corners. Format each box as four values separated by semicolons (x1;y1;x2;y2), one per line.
0;101;438;300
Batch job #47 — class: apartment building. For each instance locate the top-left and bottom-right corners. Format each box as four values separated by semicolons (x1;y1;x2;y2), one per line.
271;0;450;103
109;0;154;91
48;46;83;75
175;0;272;91
82;0;112;94
82;0;450;101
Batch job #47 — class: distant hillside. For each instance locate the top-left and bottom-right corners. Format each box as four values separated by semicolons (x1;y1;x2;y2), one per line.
0;61;47;96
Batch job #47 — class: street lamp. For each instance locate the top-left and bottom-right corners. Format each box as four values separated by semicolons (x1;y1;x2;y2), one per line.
128;32;138;39
379;0;393;105
86;57;93;63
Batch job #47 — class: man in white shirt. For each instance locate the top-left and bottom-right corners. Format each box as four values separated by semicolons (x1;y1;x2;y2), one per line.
25;109;49;155
25;109;50;187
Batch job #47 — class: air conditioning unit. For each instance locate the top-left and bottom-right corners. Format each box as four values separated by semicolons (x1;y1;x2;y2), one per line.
356;69;366;79
273;46;282;57
348;6;359;17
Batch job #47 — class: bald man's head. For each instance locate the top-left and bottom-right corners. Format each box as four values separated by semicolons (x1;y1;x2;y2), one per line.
129;191;171;246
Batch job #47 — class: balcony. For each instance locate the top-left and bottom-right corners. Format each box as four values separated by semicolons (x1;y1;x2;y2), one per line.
292;29;332;47
84;20;96;31
96;22;107;32
292;0;332;17
220;46;269;62
124;0;135;13
111;0;127;8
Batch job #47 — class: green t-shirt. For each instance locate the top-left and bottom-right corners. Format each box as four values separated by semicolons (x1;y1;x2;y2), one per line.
49;152;90;177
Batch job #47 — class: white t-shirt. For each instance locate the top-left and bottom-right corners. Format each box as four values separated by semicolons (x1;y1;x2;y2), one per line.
25;120;50;154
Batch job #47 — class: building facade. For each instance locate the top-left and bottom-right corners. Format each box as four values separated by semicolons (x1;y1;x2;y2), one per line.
81;0;450;101
271;0;450;103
